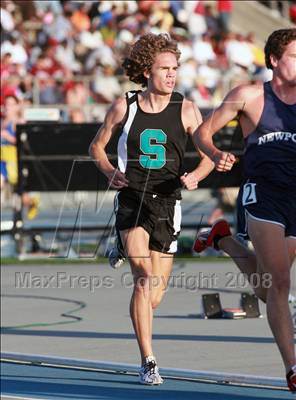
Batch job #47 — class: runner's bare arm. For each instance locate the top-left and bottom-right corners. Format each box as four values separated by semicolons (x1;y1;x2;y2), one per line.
180;100;214;190
193;86;248;171
89;97;129;189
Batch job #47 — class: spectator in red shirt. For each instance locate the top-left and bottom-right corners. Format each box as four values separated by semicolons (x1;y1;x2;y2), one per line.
31;54;57;78
290;1;296;24
217;0;233;34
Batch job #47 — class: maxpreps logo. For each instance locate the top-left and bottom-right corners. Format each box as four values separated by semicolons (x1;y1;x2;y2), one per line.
258;131;296;145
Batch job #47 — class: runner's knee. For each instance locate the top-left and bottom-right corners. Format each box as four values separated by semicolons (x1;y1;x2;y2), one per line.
270;271;290;294
132;258;153;288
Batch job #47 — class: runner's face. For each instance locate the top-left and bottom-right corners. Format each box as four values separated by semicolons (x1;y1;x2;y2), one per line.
273;40;296;85
146;52;179;94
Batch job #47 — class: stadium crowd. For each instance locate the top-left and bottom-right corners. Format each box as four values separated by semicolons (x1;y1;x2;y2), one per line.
2;0;293;124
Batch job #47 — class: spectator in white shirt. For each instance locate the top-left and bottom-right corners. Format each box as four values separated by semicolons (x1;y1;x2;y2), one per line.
1;4;15;33
1;33;28;65
193;33;216;65
225;33;254;69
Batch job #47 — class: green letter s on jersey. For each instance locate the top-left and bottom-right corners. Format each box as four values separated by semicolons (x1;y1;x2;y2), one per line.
139;129;167;169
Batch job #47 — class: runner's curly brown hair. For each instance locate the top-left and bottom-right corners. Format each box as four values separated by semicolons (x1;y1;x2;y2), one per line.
264;28;296;70
122;33;181;87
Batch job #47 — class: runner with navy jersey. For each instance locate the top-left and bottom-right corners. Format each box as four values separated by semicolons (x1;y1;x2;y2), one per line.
89;33;213;385
193;29;296;391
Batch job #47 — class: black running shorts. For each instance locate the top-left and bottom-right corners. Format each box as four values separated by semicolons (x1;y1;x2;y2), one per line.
237;180;296;239
116;188;181;253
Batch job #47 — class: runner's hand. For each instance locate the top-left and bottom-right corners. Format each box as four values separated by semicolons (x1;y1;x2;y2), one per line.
106;169;129;189
180;172;199;191
213;151;236;172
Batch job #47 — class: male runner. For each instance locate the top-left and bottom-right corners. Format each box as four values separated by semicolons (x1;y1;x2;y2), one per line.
193;28;296;391
89;33;214;385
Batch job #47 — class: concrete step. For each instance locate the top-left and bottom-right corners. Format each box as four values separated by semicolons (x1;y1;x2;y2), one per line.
230;1;293;47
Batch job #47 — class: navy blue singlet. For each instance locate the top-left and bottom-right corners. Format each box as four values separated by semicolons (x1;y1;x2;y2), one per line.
244;81;296;190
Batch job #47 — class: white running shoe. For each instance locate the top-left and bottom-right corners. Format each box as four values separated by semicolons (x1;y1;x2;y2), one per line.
139;356;164;385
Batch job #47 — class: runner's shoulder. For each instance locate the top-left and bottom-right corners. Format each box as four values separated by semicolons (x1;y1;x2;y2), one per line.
227;82;264;102
182;97;202;118
112;96;127;115
106;96;127;124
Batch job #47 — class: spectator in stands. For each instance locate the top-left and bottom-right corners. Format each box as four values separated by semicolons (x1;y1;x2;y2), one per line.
71;3;91;33
1;1;15;39
1;95;18;189
189;77;212;108
137;0;156;16
0;95;39;219
192;32;216;65
80;20;104;52
196;61;222;97
225;32;254;70
30;52;65;80
217;0;233;34
19;74;34;103
177;58;198;95
173;30;194;63
1;52;14;80
245;32;266;73
69;107;86;123
1;31;28;65
0;0;271;118
149;1;174;33
204;4;220;35
34;0;62;16
65;81;90;108
39;77;64;105
85;36;117;73
55;39;81;73
99;7;118;47
1;74;22;105
185;0;207;37
290;1;296;23
44;8;74;44
92;64;122;103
